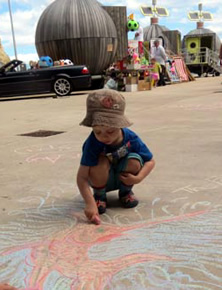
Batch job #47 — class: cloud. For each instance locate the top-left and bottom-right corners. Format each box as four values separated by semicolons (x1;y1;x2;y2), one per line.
3;10;39;46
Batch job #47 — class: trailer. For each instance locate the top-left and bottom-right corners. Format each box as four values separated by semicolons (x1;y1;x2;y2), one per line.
182;18;222;77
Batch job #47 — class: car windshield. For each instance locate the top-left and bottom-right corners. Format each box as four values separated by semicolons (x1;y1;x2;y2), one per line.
4;63;18;72
0;60;24;73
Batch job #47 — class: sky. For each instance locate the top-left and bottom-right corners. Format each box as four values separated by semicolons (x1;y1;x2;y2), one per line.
0;0;222;64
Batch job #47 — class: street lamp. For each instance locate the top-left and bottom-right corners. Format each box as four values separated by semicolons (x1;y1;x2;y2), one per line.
8;0;18;59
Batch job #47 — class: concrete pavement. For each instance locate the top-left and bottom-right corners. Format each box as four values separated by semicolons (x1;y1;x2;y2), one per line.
0;77;222;289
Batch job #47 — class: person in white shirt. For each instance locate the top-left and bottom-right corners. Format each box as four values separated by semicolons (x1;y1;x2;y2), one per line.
152;39;167;86
134;26;143;41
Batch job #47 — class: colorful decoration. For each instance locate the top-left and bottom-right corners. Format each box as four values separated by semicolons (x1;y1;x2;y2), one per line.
128;13;134;20
127;19;139;31
39;56;53;67
140;56;149;65
58;59;73;66
64;59;73;65
132;52;140;64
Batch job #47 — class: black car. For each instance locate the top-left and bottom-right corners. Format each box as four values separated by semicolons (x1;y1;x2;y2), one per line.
0;60;91;97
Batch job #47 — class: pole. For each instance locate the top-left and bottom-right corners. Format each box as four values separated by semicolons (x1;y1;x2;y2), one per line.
8;0;18;59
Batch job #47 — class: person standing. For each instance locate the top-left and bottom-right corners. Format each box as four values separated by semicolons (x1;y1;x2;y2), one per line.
134;25;144;56
152;39;167;86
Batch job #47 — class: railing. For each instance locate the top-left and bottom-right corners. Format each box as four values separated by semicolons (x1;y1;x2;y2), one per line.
181;47;222;74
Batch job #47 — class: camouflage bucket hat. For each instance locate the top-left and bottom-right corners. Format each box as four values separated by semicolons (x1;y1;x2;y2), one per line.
80;89;133;128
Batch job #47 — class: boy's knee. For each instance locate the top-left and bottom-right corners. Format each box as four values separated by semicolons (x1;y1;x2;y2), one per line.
124;158;142;175
89;155;110;177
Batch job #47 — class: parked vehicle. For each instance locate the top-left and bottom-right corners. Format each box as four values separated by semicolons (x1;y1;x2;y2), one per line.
0;59;91;98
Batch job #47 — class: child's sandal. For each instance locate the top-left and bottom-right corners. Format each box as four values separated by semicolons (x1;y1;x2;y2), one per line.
96;200;107;214
119;191;139;208
94;192;107;215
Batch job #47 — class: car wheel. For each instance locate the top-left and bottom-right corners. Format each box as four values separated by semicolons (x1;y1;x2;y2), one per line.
54;78;72;96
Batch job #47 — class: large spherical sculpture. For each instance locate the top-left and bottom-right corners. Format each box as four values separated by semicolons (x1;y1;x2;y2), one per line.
35;0;118;75
143;23;170;48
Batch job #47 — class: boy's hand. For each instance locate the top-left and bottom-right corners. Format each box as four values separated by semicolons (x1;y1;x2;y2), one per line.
91;214;101;225
119;173;140;185
0;284;18;290
84;203;101;225
119;160;155;186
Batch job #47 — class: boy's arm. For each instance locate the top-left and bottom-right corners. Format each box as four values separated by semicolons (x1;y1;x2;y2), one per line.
136;158;155;182
77;165;101;224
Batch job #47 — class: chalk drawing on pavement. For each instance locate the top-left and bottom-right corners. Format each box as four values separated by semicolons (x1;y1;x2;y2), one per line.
14;143;81;164
0;193;222;289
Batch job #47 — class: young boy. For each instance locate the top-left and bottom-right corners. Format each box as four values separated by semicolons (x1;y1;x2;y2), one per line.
77;90;155;224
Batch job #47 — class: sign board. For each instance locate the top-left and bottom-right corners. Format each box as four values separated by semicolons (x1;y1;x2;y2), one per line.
128;40;139;54
107;44;113;52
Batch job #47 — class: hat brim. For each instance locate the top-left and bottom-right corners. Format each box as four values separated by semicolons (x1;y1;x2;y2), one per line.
80;112;133;128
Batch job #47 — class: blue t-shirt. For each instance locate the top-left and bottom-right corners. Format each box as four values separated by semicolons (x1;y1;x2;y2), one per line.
80;128;153;166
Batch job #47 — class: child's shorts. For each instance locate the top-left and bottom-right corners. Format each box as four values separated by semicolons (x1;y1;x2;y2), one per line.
151;73;159;80
106;153;144;192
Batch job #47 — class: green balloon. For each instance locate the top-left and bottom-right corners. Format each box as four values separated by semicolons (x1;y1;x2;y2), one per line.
127;20;139;31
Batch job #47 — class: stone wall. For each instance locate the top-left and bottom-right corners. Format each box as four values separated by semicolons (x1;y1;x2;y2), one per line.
0;39;10;64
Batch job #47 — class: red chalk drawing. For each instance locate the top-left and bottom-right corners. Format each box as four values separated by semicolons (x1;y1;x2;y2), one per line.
1;210;207;290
